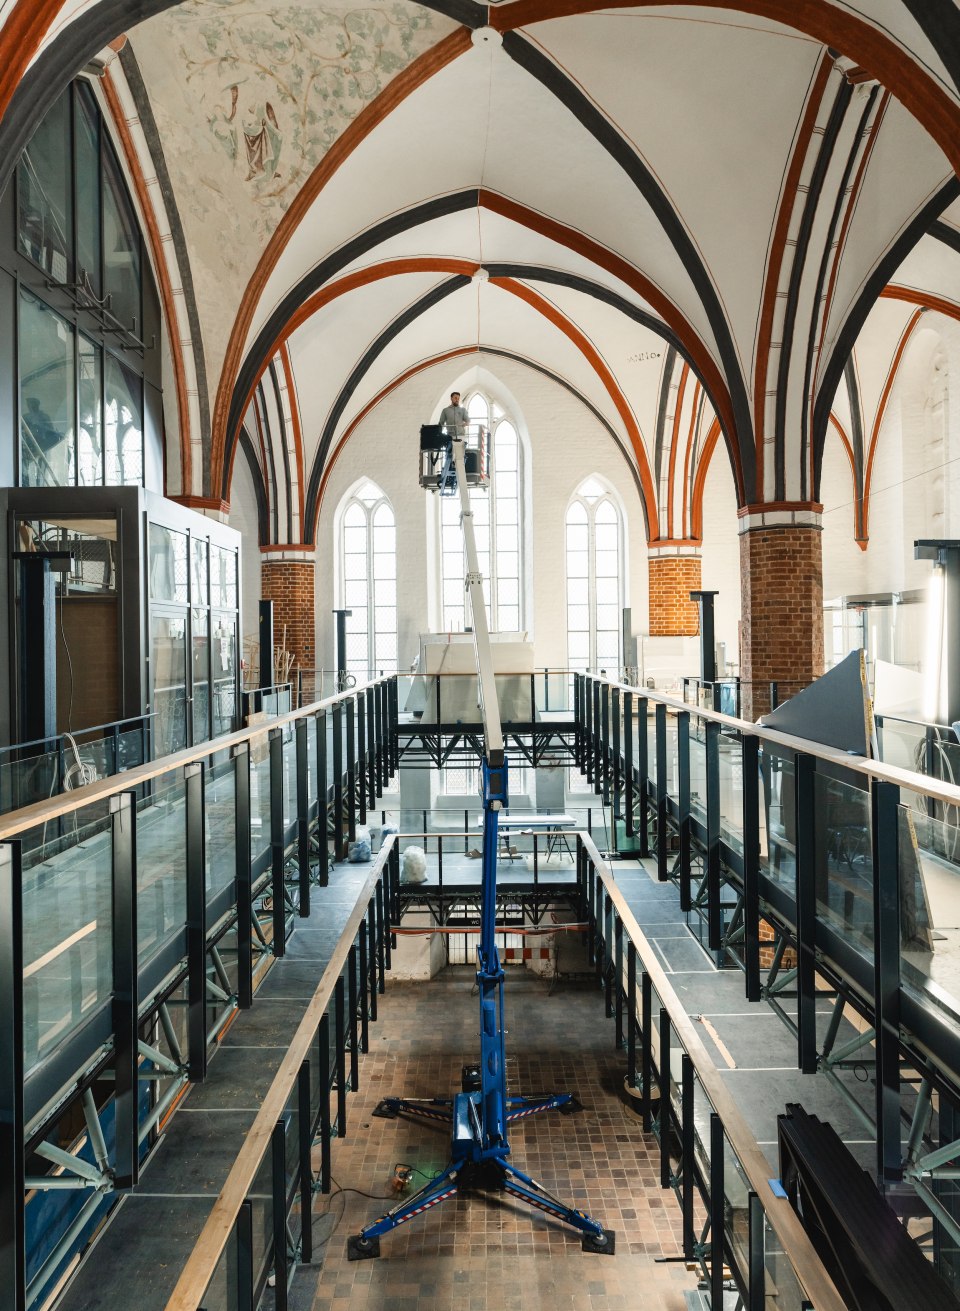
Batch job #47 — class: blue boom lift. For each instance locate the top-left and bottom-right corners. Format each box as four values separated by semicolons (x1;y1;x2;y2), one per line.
347;428;614;1260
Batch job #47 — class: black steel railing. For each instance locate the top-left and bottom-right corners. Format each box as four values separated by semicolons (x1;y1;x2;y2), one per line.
0;674;399;1311
574;670;960;1282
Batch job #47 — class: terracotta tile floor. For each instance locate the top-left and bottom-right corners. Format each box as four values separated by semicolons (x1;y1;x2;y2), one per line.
303;967;698;1311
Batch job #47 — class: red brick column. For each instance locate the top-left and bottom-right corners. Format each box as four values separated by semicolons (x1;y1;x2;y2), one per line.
260;549;315;677
648;549;701;636
739;507;823;719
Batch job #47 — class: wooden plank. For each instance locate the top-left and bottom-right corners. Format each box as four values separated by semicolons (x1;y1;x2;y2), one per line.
165;845;389;1310
578;832;848;1311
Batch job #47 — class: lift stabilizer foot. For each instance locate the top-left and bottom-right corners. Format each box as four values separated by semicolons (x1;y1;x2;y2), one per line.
347;1234;381;1261
373;1100;400;1119
559;1097;584;1115
581;1229;616;1255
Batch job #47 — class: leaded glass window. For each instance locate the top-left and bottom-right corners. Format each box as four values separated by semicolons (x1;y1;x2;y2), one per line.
439;393;524;633
339;482;397;675
565;479;624;671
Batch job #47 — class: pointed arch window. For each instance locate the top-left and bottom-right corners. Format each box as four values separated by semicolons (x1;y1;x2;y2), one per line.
439;392;524;632
340;481;397;675
565;479;623;671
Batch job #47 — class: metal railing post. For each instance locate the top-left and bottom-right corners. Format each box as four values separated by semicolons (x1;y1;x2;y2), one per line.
235;743;254;1008
185;761;208;1080
270;729;287;956
710;1114;725;1309
317;710;329;887
111;791;139;1189
677;710;691;910
624;690;635;838
872;777;903;1186
705;720;722;953
794;752;817;1074
741;735;761;1003
0;842;26;1311
296;717;311;917
655;702;668;882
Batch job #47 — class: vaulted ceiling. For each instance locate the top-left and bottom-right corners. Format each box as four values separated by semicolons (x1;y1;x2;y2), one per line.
3;0;959;544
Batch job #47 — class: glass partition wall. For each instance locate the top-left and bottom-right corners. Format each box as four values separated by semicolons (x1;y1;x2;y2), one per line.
3;488;241;755
7;78;162;493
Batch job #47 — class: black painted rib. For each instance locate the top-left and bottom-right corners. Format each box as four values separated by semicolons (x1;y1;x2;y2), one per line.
238;425;270;545
798;84;877;500
267;360;294;539
688;383;708;513
118;42;211;493
654;346;677;490
222;190;481;496
482;347;647;514
931;218;960;258
812;176;960;496
843;356;865;493
482;261;735;465
773;76;852;501
500;29;756;498
255;382;281;545
302;275;471;540
900;0;960;95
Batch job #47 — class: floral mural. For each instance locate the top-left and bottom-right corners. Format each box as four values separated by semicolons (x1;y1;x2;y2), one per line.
182;2;438;211
130;0;452;400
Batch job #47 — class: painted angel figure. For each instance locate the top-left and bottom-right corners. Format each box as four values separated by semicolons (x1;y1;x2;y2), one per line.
242;101;282;180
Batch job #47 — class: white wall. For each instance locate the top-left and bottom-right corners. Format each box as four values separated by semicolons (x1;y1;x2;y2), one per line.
314;352;651;674
227;448;263;654
699;438;742;667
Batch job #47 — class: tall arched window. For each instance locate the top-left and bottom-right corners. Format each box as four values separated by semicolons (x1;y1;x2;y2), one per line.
566;478;623;671
339;481;397;675
439;391;524;632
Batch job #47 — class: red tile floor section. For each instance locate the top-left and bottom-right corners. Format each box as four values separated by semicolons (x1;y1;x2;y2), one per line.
307;967;698;1310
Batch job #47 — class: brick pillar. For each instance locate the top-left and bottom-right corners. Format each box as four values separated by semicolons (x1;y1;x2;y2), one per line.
648;548;701;636
739;507;823;719
260;549;315;677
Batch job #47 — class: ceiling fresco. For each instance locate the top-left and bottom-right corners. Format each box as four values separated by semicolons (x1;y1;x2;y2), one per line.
129;0;454;395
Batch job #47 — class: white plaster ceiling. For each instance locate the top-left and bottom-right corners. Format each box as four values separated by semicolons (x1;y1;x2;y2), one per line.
9;0;960;514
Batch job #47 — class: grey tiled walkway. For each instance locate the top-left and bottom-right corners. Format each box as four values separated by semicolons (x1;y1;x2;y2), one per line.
56;861;374;1311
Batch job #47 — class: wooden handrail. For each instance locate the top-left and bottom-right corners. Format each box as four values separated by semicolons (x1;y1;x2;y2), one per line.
165;828;846;1310
578;831;847;1311
0;675;391;841
590;672;960;808
165;839;393;1310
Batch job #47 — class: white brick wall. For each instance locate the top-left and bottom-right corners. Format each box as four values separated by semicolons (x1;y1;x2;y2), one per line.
313;353;654;674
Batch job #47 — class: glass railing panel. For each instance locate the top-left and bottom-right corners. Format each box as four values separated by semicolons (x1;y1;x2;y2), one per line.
282;729;296;831
206;752;236;903
763;1211;806;1310
689;732;706;821
137;769;187;965
248;1149;275;1296
533;670;573;715
877;716;926;773
900;803;960;1023
719;732;744;853
200;1224;237;1311
283;1098;302;1251
759;747;795;891
0;747;59;817
306;718;317;807
813;771;872;951
665;717;679;799
250;745;271;867
21;800;113;1075
723;1137;752;1286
